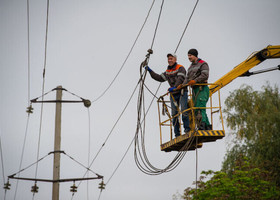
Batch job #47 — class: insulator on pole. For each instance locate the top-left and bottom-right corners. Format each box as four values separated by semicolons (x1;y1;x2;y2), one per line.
70;182;77;193
26;105;33;114
98;180;105;190
3;180;11;190
31;183;39;193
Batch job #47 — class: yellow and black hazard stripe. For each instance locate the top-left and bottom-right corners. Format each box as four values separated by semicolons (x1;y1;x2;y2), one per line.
196;130;225;137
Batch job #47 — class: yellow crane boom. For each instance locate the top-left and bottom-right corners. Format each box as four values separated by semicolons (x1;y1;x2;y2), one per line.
209;45;280;96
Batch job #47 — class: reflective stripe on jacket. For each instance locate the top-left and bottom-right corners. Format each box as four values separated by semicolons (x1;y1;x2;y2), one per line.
149;63;186;87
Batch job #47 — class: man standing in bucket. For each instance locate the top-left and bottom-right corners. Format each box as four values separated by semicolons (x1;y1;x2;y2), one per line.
185;48;211;130
145;53;190;137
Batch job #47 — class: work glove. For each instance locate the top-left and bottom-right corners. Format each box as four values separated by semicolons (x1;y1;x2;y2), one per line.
145;66;152;72
168;87;176;92
188;80;196;86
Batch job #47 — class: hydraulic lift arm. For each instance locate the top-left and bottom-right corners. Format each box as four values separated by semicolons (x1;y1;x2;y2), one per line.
209;45;280;96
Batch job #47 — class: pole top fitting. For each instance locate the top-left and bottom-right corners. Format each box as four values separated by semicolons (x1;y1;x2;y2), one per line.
83;99;91;108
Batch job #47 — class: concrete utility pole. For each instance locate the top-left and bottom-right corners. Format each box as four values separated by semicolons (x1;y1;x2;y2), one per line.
7;85;102;198
52;86;62;200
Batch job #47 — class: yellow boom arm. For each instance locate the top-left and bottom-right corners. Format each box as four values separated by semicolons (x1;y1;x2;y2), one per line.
209;45;280;96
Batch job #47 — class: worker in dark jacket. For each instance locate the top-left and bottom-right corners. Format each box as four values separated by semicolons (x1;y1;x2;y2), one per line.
145;53;190;137
185;48;211;130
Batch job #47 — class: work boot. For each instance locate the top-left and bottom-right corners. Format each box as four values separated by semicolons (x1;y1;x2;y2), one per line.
184;128;191;133
198;122;207;130
206;124;212;130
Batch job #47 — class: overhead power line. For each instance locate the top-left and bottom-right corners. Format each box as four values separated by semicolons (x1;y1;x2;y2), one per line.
27;0;31;105
0;134;6;189
150;0;164;50
174;0;200;53
92;0;156;103
96;83;162;200
71;75;144;200
13;115;31;200
33;1;50;199
133;0;201;175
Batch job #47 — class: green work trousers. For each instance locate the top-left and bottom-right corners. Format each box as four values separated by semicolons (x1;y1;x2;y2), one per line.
192;85;210;126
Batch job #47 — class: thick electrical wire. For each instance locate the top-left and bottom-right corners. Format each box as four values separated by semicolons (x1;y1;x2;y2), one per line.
134;74;200;175
150;0;164;50
93;0;167;187
132;0;190;175
13;0;31;197
33;1;50;199
0;133;6;188
13;114;31;200
97;190;103;200
174;0;199;53
92;0;156;103
27;0;31;104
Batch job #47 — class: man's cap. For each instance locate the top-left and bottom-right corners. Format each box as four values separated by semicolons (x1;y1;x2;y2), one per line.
167;53;177;58
188;49;198;57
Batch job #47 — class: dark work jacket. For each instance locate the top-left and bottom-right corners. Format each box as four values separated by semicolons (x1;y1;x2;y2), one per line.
149;62;186;87
185;59;209;84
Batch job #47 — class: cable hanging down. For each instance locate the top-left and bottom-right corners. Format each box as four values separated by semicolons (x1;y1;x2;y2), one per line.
133;0;201;175
134;54;199;175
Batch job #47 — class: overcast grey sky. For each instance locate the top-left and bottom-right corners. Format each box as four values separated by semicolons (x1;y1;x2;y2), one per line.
1;0;280;199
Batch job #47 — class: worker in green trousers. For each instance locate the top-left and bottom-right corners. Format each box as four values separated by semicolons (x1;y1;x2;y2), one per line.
185;48;211;130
